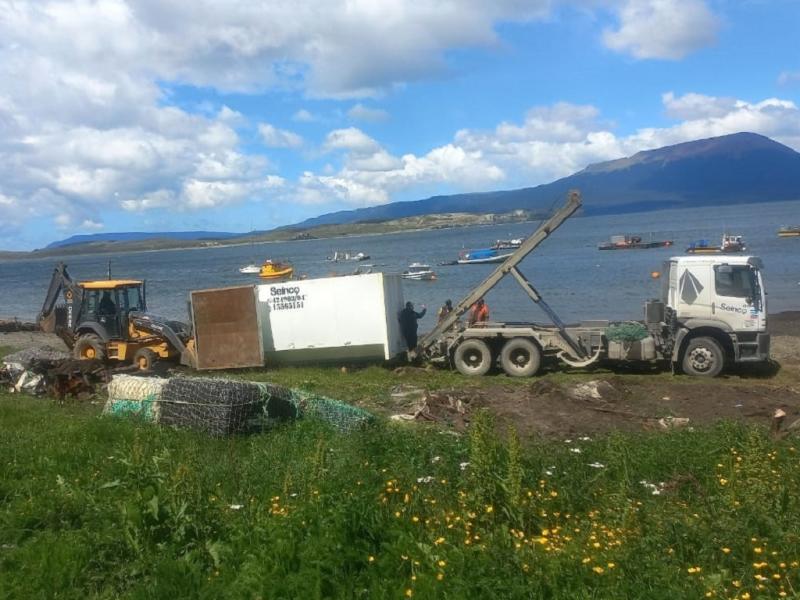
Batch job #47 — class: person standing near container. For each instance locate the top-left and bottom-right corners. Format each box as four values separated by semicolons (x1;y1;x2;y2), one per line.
398;301;427;351
468;298;489;327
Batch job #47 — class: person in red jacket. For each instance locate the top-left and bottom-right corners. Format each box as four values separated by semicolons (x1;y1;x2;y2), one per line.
468;298;489;326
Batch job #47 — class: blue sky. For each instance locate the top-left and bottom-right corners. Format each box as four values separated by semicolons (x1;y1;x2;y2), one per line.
0;0;798;250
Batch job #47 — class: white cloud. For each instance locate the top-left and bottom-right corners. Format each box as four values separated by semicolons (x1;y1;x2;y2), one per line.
80;219;105;230
662;92;739;120
603;0;720;60
348;103;390;123
778;71;800;86
258;123;304;148
292;109;316;122
324;127;382;154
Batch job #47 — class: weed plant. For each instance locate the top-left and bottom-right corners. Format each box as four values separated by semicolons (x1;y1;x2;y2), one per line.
2;395;800;599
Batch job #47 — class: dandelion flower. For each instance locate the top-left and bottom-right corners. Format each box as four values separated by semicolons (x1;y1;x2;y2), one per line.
592;566;604;574
405;589;413;597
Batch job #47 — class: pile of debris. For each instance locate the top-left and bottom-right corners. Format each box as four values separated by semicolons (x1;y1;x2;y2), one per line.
1;347;108;401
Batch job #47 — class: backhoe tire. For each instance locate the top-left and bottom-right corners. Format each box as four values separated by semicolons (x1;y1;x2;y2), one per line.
500;338;542;377
133;348;157;372
73;334;106;362
681;336;724;377
453;339;493;376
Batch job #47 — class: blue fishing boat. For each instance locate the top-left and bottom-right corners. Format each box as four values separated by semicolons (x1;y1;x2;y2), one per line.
457;248;513;264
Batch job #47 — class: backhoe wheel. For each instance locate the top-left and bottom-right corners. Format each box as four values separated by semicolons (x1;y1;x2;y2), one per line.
682;336;724;377
453;339;493;376
500;338;542;377
133;348;158;372
73;334;106;362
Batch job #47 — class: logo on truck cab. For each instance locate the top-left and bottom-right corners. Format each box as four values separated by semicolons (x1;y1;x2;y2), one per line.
679;270;704;305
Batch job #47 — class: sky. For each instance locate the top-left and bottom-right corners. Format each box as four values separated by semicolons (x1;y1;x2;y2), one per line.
1;0;799;250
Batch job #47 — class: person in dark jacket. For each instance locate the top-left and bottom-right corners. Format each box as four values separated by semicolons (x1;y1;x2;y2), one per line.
398;301;426;351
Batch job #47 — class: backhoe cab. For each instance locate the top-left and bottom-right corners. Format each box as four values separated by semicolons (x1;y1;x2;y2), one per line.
38;263;194;370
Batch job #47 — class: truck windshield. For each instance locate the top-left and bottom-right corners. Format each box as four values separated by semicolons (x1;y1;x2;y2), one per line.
714;265;757;300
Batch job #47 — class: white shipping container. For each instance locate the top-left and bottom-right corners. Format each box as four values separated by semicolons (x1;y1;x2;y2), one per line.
257;273;406;363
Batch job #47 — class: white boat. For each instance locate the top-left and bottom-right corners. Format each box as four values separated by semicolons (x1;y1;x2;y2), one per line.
327;251;371;262
239;264;260;274
402;263;437;281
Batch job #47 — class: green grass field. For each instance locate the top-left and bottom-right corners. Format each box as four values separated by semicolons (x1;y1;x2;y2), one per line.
2;382;800;599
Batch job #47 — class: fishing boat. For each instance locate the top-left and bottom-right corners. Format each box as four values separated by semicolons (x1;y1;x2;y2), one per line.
258;260;294;280
457;248;513;264
778;226;800;237
401;263;437;281
238;264;261;274
686;234;746;254
491;238;523;250
327;251;371;262
598;234;673;250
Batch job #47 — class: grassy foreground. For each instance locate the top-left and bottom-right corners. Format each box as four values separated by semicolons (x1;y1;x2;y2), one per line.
2;390;800;600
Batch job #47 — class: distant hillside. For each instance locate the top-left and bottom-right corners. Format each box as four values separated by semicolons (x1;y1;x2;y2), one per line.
46;230;240;249
287;132;800;229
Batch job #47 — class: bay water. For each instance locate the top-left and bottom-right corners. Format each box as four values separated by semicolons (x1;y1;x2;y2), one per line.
1;200;798;326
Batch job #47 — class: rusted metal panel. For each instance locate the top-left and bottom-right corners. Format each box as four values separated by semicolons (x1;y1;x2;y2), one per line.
191;285;263;370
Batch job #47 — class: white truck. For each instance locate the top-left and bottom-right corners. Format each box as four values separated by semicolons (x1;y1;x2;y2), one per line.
413;191;770;377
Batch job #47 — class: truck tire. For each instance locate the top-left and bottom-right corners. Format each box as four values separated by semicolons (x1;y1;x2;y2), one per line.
73;334;106;361
682;336;724;377
453;339;493;376
133;348;157;372
500;338;542;377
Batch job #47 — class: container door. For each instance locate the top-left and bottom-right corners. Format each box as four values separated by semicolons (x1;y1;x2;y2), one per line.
191;285;264;370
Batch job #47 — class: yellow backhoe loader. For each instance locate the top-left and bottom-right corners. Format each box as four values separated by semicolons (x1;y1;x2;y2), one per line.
38;263;197;370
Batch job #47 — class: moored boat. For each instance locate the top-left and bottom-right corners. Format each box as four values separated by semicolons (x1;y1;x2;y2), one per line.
598;234;673;250
686;234;746;254
259;260;294;280
457;248;514;264
491;238;523;250
238;264;260;274
402;263;437;281
327;251;371;262
778;226;800;237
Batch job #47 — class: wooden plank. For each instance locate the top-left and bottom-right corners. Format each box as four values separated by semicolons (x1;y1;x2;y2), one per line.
191;285;263;370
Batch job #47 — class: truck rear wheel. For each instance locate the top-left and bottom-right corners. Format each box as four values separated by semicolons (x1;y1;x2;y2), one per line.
73;334;106;362
500;338;541;377
682;336;724;377
453;339;492;376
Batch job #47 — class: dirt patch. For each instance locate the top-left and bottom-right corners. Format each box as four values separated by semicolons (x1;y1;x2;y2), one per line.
388;374;800;439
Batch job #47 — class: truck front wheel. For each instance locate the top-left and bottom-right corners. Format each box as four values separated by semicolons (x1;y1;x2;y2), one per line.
453;339;493;376
682;336;724;377
500;338;541;377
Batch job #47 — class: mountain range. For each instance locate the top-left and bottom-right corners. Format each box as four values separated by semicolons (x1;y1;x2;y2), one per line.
288;132;800;229
39;132;800;250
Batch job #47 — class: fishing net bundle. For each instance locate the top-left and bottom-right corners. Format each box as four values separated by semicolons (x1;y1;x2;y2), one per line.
104;374;375;436
287;390;375;433
605;322;649;343
160;376;266;436
105;374;167;422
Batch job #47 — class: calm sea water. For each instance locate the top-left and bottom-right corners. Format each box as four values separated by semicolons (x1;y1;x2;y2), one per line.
2;200;799;325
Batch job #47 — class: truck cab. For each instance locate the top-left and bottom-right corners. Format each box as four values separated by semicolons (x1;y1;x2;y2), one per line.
664;255;769;374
